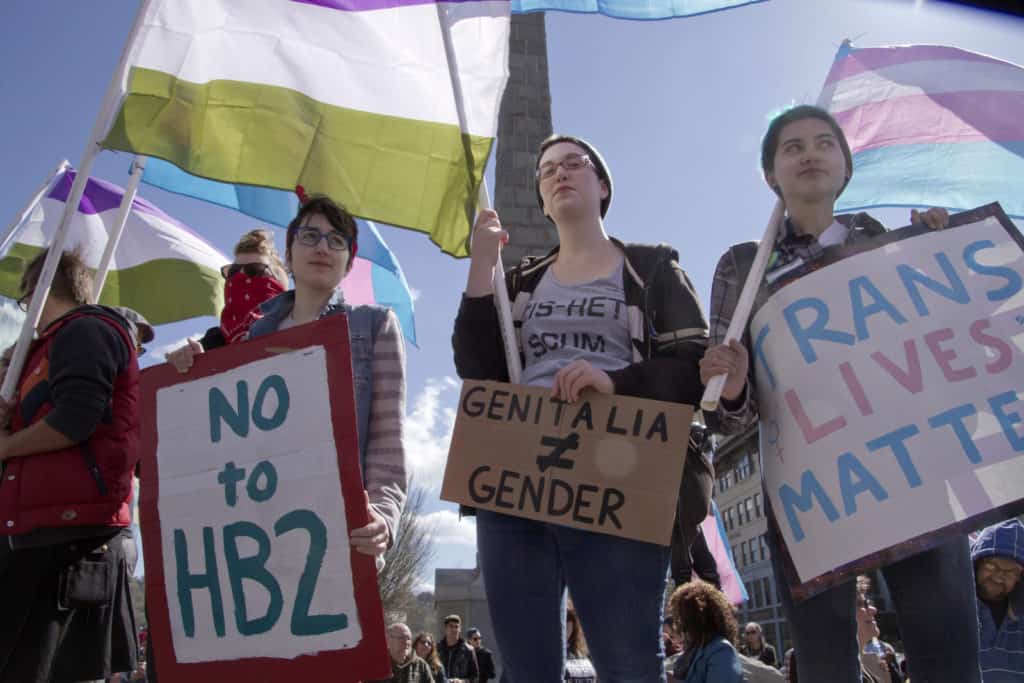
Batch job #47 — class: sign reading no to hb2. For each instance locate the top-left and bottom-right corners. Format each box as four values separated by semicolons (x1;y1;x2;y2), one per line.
138;317;389;683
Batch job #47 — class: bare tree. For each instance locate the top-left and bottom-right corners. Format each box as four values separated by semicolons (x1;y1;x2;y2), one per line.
378;483;437;621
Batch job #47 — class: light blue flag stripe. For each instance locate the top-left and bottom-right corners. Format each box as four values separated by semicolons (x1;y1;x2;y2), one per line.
141;157;418;345
838;141;1024;219
511;0;766;20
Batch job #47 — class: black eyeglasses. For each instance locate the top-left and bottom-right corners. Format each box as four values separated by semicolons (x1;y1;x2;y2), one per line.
535;153;593;181
221;262;274;279
295;226;350;252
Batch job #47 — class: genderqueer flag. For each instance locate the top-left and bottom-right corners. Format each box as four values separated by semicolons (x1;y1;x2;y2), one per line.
821;42;1024;218
143;157;419;345
100;0;511;257
511;0;765;19
0;168;228;325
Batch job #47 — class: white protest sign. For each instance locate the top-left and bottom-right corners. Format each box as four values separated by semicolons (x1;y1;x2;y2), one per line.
156;345;359;660
751;206;1024;585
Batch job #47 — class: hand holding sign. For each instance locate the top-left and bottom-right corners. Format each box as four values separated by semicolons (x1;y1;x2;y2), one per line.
700;340;749;403
350;491;389;557
552;359;614;402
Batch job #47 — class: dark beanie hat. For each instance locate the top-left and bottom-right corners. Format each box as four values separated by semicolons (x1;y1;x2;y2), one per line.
535;134;613;218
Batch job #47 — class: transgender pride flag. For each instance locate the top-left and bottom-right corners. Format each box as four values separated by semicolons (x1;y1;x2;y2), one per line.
820;42;1024;218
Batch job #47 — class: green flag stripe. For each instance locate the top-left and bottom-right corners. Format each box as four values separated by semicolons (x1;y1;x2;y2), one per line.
102;67;493;258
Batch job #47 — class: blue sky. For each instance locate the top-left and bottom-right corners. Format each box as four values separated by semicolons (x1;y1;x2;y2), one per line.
0;0;1022;590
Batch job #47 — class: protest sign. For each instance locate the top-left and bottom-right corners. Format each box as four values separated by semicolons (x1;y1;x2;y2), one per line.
751;204;1024;598
441;380;693;545
138;317;389;682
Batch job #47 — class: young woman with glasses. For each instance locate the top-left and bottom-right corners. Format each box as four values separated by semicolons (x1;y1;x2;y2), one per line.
170;196;407;561
453;134;712;682
700;105;977;682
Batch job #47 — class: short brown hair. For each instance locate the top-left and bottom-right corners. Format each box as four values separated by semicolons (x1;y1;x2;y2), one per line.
285;196;357;257
443;614;462;626
234;228;288;284
20;247;93;306
669;579;738;645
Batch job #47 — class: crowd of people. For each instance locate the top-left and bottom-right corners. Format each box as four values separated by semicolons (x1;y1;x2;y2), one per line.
0;103;1020;682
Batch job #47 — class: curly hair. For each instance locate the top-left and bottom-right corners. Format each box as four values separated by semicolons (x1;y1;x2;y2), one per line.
669;579;739;646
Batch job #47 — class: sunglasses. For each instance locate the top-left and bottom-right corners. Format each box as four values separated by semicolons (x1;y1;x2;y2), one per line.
221;262;273;279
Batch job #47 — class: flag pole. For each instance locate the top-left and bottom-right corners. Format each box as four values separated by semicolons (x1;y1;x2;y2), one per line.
700;43;847;411
700;201;783;411
435;2;522;382
0;0;151;401
0;160;71;256
93;156;147;301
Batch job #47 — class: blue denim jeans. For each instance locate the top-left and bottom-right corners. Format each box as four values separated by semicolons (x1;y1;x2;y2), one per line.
476;509;670;682
769;518;981;683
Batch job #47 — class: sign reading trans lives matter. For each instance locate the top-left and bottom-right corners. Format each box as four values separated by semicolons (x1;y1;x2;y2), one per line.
441;380;693;545
138;317;389;683
751;203;1024;597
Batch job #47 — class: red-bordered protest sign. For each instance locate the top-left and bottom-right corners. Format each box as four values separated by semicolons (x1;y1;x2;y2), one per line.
138;316;389;682
750;203;1024;601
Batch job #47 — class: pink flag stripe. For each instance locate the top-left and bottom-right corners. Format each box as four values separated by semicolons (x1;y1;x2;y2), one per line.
339;254;376;306
701;508;747;605
835;90;1024;154
824;44;1010;85
828;60;1024;114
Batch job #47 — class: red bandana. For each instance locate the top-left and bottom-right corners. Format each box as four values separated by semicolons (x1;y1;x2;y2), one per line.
220;272;286;343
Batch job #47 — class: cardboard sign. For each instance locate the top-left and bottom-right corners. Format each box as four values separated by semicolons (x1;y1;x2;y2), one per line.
441;380;693;545
138;316;389;683
750;204;1024;597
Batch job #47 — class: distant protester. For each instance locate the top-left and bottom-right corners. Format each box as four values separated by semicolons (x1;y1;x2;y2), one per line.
972;519;1024;681
668;580;743;683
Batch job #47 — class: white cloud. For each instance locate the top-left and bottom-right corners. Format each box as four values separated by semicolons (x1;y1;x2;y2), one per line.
420;509;476;547
404;376;459;492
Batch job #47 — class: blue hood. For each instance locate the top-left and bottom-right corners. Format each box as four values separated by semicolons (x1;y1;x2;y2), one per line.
972;519;1024;565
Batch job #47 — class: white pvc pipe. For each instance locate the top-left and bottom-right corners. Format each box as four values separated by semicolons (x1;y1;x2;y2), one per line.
93;156;147;301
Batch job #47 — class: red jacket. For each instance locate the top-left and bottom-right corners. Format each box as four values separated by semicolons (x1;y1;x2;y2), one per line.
0;308;140;535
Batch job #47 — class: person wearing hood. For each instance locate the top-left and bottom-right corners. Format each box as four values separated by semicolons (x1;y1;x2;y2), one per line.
973;519;1024;681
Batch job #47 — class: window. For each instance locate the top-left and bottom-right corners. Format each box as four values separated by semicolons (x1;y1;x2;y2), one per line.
744;497;754;524
754;579;764;608
735;503;744;527
724;507;732;531
741;542;749;567
731;545;739;565
759;535;769;562
737;454;751;480
754;492;762;518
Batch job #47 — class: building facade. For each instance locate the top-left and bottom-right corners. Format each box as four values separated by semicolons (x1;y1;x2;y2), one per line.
712;424;791;658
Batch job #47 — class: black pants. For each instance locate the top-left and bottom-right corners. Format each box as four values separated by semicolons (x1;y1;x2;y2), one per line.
0;528;138;683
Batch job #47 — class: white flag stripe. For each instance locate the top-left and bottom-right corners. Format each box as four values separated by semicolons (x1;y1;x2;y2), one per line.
14;197;227;272
118;0;510;136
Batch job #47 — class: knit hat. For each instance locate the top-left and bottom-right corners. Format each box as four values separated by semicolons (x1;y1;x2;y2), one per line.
535;134;613;219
